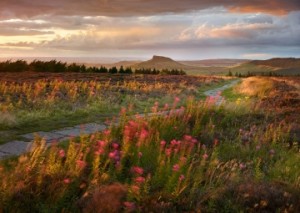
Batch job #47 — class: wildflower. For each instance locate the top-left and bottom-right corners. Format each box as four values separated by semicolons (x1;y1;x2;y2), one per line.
202;153;209;160
138;152;143;158
160;140;166;147
180;156;187;163
164;103;169;110
97;140;105;147
63;178;71;184
112;143;119;150
140;129;149;140
76;160;87;169
269;149;275;155
191;138;198;144
239;163;246;170
103;130;110;136
109;150;120;161
135;176;145;184
179;174;185;181
95;148;104;155
214;139;219;146
256;145;261;150
132;166;144;175
174;97;180;103
58;149;65;158
171;139;178;146
124;201;135;210
120;107;126;115
172;164;180;172
165;148;172;157
184;135;192;141
131;185;140;193
151;105;158;112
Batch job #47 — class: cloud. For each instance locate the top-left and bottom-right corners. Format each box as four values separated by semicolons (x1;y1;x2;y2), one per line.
0;0;299;19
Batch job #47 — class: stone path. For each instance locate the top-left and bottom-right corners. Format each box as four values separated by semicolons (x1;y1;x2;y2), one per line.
0;80;240;159
0;123;107;159
204;79;240;106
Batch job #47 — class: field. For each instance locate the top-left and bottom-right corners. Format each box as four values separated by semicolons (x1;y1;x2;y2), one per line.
0;72;224;144
0;74;299;212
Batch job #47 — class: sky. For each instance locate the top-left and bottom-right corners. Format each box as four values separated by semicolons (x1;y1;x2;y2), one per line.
0;0;300;60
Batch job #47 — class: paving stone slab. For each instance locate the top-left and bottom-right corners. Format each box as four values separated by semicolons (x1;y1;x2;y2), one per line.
53;128;82;137
74;123;106;131
21;131;65;142
0;151;10;159
0;141;32;156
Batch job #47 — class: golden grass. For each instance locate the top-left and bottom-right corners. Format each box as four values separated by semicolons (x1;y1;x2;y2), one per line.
234;77;274;98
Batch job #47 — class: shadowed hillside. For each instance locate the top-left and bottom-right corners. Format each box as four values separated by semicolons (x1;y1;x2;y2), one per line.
232;58;300;76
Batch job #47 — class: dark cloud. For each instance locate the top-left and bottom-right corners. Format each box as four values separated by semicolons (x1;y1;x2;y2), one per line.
0;0;300;19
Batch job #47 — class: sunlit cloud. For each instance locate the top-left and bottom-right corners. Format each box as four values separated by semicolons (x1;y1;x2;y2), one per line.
0;1;299;59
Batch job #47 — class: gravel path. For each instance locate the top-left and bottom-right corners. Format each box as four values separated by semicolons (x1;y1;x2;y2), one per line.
0;80;240;159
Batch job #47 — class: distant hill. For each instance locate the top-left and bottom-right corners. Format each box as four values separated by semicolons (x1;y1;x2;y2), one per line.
131;55;230;75
133;55;195;70
232;58;300;75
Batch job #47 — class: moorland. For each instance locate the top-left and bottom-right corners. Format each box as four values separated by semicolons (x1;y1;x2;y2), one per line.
0;59;299;212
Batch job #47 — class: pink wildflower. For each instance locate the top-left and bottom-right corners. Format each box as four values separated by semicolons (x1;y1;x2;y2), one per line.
184;135;192;141
120;107;126;115
179;174;185;181
58;149;65;158
63;178;71;184
174;97;180;103
103;130;111;136
191;138;198;144
164;103;169;110
131;185;140;193
95;148;104;155
140;129;149;140
112;143;119;150
180;156;187;163
135;176;146;184
172;164;180;172
165;148;172;157
97;140;105;147
132;166;144;175
160;140;166;147
76;160;87;169
202;153;209;160
239;163;246;170
124;201;135;210
138;152;143;158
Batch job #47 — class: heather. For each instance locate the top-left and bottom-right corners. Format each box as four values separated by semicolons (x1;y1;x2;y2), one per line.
0;83;299;212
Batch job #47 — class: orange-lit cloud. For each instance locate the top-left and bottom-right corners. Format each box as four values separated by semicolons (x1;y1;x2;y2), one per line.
0;0;299;19
0;1;299;59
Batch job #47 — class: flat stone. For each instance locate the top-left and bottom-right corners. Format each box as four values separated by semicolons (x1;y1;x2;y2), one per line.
0;151;10;159
0;141;32;157
21;131;65;142
74;123;107;134
75;123;106;130
53;128;81;137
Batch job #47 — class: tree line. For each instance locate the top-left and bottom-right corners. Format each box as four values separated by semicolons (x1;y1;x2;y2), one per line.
0;60;186;75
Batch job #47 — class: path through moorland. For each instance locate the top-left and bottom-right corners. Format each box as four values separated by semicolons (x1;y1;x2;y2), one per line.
0;79;240;159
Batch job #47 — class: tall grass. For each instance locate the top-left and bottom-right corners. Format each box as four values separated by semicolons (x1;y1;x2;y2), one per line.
0;96;299;212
